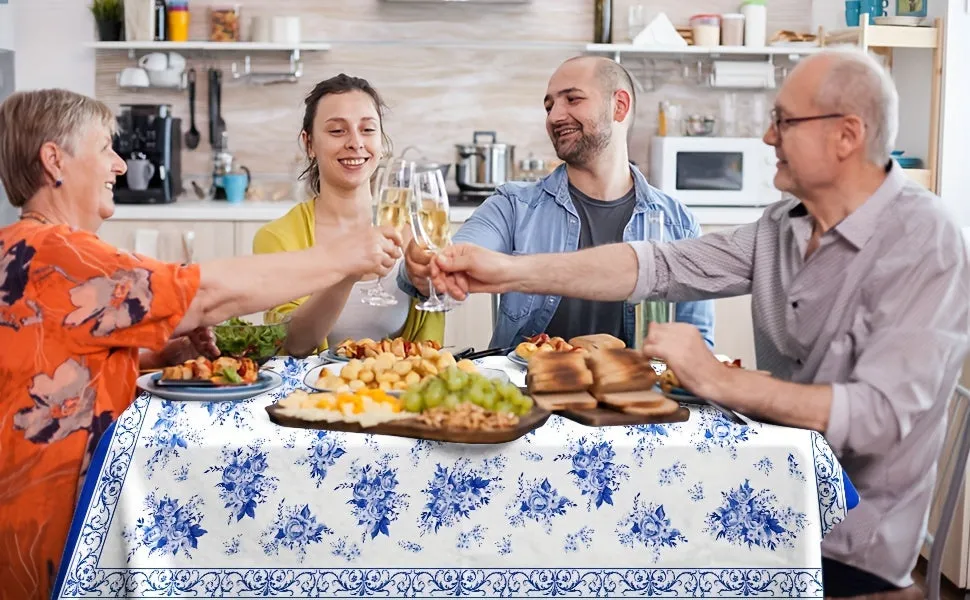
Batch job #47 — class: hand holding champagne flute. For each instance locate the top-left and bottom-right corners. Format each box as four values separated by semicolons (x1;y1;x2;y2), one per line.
362;158;414;306
409;167;454;312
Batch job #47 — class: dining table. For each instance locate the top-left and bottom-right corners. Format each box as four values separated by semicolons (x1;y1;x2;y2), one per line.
53;354;855;599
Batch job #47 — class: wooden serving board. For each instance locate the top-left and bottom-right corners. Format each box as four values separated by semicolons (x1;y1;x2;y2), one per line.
265;404;551;444
557;405;691;427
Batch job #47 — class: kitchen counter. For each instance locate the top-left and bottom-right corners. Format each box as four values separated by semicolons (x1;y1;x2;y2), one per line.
110;197;479;224
110;197;764;226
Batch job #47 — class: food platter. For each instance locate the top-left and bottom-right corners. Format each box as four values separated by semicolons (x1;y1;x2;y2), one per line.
137;371;282;402
266;403;550;444
304;363;510;396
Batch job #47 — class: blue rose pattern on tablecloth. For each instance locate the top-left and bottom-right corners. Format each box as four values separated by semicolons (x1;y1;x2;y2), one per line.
706;479;807;550
202;400;253;428
755;457;774;475
625;422;683;466
298;430;347;487
694;411;759;459
261;502;331;562
507;475;575;533
564;526;594;553
336;460;409;541
788;453;806;481
616;493;687;562
205;444;279;523
658;460;687;486
143;400;201;477
420;458;502;534
556;437;629;509
122;493;208;561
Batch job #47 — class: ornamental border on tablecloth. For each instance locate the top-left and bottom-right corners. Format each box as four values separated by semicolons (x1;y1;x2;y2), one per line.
56;359;842;598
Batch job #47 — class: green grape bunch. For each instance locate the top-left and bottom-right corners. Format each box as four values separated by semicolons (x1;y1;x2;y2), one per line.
400;366;533;417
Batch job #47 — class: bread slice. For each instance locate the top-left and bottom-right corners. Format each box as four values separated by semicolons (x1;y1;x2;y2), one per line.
569;333;626;352
618;398;680;417
527;369;594;394
532;392;598;411
587;349;657;394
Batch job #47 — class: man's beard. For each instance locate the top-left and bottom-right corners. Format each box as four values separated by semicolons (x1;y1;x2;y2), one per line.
552;119;611;166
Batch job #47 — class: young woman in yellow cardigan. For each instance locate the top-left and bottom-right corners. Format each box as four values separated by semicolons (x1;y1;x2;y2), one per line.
253;75;444;356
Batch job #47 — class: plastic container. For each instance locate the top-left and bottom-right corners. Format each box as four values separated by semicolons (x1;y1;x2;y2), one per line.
741;0;767;47
720;13;745;46
166;4;190;42
210;4;241;42
690;14;721;47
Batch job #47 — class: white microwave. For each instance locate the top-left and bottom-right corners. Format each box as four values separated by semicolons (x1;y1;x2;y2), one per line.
649;136;781;207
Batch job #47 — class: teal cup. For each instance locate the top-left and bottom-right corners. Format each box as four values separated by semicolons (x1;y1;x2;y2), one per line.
223;168;250;203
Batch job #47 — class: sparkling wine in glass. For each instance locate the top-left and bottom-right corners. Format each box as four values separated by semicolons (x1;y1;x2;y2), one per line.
409;168;454;312
362;158;414;307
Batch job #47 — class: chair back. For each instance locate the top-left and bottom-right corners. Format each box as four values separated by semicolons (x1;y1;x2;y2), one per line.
925;384;970;600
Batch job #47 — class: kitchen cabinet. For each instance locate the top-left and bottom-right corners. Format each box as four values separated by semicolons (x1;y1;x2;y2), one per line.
97;219;236;263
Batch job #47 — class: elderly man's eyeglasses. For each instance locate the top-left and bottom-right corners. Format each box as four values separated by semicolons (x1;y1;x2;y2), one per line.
770;108;844;133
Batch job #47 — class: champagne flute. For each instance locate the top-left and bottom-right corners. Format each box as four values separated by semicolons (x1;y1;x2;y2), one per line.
409;167;454;312
361;158;414;307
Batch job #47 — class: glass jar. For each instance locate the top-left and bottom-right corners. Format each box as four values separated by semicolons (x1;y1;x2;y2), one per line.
167;4;190;42
690;14;721;47
210;4;241;42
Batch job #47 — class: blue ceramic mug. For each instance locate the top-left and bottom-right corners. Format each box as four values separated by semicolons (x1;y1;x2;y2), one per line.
860;0;886;23
845;0;861;26
223;166;250;203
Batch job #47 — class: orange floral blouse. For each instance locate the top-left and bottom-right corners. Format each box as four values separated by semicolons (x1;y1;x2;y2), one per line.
0;221;200;600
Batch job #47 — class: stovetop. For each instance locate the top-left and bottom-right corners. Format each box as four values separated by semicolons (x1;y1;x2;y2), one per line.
448;189;494;206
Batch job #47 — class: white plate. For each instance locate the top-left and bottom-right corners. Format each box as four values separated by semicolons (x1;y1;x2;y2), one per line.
506;351;528;368
321;348;350;362
304;363;510;395
874;16;926;26
137;371;282;402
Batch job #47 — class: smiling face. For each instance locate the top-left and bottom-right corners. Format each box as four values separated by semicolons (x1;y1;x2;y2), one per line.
543;60;614;167
303;90;383;193
57;120;126;231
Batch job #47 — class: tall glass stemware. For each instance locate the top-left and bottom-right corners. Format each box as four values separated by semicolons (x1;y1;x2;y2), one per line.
635;210;675;371
409;167;454;312
361;158;414;307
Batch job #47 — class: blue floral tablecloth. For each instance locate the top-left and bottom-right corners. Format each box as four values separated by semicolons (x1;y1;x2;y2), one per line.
54;356;849;598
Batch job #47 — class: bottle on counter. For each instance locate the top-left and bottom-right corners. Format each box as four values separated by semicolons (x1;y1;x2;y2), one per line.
657;101;668;137
741;0;767;47
594;0;612;44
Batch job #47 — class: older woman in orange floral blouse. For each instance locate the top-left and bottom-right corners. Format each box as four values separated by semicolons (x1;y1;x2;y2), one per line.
0;89;403;600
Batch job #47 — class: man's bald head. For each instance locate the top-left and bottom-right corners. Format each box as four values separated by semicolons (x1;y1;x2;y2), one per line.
793;49;898;165
559;56;637;127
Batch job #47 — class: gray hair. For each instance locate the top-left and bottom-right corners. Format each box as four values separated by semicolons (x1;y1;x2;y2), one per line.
812;48;899;165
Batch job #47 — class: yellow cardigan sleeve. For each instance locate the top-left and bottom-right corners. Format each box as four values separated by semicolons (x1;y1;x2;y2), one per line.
251;226;308;319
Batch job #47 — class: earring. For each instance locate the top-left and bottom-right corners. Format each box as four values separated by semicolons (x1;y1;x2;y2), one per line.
54;179;63;188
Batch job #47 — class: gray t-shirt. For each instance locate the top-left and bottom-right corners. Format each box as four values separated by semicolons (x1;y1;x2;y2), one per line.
545;184;636;341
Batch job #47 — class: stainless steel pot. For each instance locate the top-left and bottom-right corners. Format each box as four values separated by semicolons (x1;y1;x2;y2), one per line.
455;131;515;191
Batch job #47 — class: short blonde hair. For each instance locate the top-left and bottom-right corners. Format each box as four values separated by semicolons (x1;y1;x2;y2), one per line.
0;89;115;207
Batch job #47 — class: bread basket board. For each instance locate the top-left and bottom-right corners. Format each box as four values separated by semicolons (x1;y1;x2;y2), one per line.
532;390;691;427
265;404;551;444
558;404;690;427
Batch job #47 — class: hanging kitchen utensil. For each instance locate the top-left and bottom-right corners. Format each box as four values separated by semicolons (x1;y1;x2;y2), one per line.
214;68;226;147
184;68;200;150
207;68;218;146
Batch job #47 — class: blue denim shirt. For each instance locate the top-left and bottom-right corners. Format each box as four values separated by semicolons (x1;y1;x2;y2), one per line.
398;163;715;349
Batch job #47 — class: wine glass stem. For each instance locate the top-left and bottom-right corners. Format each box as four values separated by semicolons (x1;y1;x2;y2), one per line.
426;277;441;303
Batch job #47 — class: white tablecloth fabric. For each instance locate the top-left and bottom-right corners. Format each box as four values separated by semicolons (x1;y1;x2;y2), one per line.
55;356;847;598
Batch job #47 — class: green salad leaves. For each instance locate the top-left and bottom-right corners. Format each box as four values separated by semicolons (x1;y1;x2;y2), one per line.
214;316;287;360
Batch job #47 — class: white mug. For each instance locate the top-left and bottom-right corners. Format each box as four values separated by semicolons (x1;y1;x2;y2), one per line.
138;52;168;72
166;52;186;72
125;159;156;191
271;16;301;44
249;16;271;42
117;67;150;88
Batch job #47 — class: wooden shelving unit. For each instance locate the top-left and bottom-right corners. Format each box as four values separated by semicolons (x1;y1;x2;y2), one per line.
822;15;944;193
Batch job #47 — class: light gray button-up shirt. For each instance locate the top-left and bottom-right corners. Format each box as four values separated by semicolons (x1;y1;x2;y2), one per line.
628;163;970;586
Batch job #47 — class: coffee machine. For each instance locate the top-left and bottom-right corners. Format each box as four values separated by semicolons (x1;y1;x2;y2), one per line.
112;104;183;204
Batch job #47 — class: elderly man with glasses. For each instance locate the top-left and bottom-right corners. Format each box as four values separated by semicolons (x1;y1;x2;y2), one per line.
429;48;970;598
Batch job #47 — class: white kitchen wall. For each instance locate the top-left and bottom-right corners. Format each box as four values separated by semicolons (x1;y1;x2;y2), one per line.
0;2;15;51
9;0;94;94
938;0;970;226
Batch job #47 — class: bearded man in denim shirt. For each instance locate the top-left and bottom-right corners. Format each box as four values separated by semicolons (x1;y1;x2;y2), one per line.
399;56;714;349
